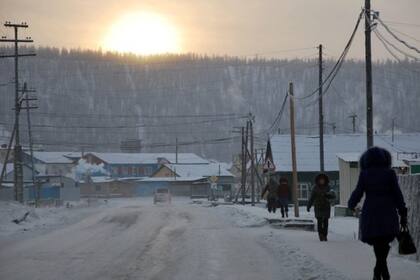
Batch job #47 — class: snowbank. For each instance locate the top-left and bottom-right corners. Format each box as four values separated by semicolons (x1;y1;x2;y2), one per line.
0;200;107;237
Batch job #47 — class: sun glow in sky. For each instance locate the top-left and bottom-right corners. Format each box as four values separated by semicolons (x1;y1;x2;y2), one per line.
102;12;181;55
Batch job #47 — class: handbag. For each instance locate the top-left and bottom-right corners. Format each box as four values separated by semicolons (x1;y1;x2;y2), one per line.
397;226;417;255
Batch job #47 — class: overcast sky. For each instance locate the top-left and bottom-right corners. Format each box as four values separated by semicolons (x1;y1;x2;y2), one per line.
1;0;420;60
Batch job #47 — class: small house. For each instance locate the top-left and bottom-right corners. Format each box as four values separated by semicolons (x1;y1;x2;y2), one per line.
79;176;136;198
142;162;235;197
24;151;76;176
82;152;208;178
267;133;420;205
337;153;408;207
25;175;80;202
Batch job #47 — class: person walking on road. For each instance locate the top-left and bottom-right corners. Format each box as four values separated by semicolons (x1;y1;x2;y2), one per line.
307;173;335;242
277;177;289;218
348;147;407;280
262;176;279;213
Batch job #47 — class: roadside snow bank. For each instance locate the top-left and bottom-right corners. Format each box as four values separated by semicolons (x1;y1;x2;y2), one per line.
0;200;108;237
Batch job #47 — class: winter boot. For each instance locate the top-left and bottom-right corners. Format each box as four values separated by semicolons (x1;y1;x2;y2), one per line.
318;233;324;241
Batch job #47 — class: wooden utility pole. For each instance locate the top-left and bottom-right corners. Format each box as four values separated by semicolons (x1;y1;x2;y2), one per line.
349;114;357;133
289;82;299;217
392;118;395;143
23;83;37;199
243;122;249;203
249;117;255;206
0;22;34;203
241;126;246;203
365;0;374;148
175;137;178;163
318;44;325;172
0;125;16;188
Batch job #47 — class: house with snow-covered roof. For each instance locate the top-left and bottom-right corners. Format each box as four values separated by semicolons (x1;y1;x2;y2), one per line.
82;152;209;178
133;162;235;198
267;133;420;204
24;151;76;176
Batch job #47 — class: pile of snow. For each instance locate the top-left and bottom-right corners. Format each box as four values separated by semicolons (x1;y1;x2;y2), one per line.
0;200;108;237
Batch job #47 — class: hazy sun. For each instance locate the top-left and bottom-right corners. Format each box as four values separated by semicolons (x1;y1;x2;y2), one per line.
103;12;181;55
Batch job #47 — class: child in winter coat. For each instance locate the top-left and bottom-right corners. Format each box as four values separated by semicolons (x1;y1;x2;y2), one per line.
307;173;335;241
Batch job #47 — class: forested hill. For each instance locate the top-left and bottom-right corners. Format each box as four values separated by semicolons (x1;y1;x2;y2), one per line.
0;47;419;161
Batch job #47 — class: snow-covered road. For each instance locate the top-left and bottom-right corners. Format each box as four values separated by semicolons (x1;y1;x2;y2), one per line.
0;199;419;280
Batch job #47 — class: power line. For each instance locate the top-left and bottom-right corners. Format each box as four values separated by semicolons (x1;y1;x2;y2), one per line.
30;135;241;149
387;27;420;44
294;10;364;101
374;30;405;61
0;112;243;120
377;17;420;54
266;91;288;134
382;20;420;28
0;116;246;130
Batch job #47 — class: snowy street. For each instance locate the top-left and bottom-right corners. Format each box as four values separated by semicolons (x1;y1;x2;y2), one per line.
1;199;419;280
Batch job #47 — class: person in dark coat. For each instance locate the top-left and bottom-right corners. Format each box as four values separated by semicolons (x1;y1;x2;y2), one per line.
307;173;336;241
277;177;289;218
261;176;279;213
348;147;407;280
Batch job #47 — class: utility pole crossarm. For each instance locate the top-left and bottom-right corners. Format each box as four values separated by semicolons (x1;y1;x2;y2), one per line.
0;39;33;43
0;53;36;58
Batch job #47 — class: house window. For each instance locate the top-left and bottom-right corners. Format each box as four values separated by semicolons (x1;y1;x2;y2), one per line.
128;167;132;176
298;183;310;201
95;185;101;192
144;166;153;176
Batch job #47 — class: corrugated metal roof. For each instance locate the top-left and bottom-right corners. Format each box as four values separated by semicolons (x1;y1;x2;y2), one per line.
32;152;74;164
270;133;420;172
336;152;408;167
164;163;234;178
87;152;209;165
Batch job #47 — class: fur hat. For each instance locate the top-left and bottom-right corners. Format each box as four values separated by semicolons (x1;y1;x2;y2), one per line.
359;146;392;170
315;173;330;186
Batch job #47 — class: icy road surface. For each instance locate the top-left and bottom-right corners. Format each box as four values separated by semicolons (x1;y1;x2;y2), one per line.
0;198;419;280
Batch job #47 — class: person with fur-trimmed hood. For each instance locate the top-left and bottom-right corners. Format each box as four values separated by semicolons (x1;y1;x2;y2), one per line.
348;147;407;280
307;173;336;241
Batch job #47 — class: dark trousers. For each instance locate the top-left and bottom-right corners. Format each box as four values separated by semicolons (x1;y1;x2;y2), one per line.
373;239;391;279
280;205;288;217
317;218;329;236
267;197;277;213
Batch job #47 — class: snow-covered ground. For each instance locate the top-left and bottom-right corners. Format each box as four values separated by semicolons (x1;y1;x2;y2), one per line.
0;199;113;238
0;198;419;280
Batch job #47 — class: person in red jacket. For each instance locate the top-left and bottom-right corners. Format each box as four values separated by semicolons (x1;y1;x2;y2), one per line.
277;177;290;218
